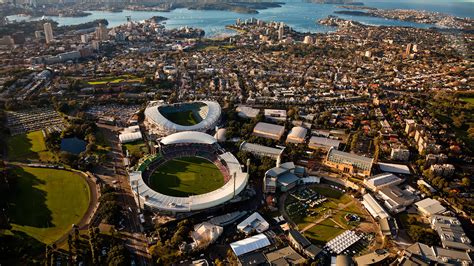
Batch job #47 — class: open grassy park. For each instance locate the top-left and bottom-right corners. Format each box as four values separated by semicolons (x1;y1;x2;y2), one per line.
123;140;149;156
6;130;55;162
162;110;201;126
460;97;474;104
5;166;90;244
87;75;143;85
149;157;224;197
286;185;371;245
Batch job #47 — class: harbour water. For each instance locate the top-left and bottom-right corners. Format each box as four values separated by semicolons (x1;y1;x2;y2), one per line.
6;0;473;37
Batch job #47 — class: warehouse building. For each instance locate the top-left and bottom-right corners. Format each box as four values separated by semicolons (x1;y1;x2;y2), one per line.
415;198;446;217
364;173;404;192
430;215;472;251
286;126;307;144
253;122;285;140
240;141;284;159
378;186;418;214
361;193;390;220
308;136;341;150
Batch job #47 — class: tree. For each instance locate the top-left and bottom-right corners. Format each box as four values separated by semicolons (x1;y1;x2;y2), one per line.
107;245;130;266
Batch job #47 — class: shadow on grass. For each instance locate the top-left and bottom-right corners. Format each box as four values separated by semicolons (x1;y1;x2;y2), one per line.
7;166;53;228
0;230;46;264
7;133;38;160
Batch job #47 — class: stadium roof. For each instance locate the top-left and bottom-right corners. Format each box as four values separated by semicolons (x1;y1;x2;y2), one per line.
160;131;217;145
144;100;221;132
230;233;271;256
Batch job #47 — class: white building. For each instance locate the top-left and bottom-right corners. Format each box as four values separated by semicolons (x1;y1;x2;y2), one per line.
364;173;404;192
361;193;390;220
44;22;54;44
415;198;446;217
286;126;307;144
230;234;271;256
237;212;269;235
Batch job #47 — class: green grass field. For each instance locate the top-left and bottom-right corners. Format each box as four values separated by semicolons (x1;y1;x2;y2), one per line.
460;97;474;104
304;219;345;245
6;166;90;244
286;185;366;243
149;157;224;197
87;75;143;85
6;131;55;162
123;140;148;156
162;110;201;126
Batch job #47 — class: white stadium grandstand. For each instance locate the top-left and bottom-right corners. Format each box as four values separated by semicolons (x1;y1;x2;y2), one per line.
144;100;221;135
129;131;248;215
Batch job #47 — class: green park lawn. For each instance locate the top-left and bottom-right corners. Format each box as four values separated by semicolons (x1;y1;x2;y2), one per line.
286;185;366;244
149;157;224;197
6;130;55;162
460;97;474;104
123;140;148;156
5;166;90;244
87;75;142;85
163;110;200;126
304;219;345;245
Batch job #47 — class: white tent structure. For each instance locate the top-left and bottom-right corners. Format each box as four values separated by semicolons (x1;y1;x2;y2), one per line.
325;230;362;255
119;131;142;144
230;234;271;256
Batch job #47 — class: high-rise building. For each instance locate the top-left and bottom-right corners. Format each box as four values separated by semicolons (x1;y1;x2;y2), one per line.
405;43;412;57
95;23;108;41
278;25;284;40
81;34;89;43
44;22;54;44
303;35;313;44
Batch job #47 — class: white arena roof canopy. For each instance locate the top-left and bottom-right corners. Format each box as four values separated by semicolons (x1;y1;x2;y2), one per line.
160;131;217;145
144;100;221;133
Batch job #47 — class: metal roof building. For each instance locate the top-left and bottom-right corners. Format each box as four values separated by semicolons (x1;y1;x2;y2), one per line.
361;193;390;220
144;101;221;134
253;122;285;140
286;126;308;144
364;173;404;191
308;136;341;150
415;198;446;217
230;234;271;256
240;141;284;159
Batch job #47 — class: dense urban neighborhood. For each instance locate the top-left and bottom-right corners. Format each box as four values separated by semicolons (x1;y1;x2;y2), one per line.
0;0;473;265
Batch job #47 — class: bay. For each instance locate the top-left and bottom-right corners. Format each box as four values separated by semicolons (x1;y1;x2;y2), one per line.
6;0;472;37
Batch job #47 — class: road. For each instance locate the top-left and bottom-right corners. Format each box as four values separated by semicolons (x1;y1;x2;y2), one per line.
95;124;151;265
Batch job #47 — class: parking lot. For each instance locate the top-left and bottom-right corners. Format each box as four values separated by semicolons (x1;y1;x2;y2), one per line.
6;108;65;135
